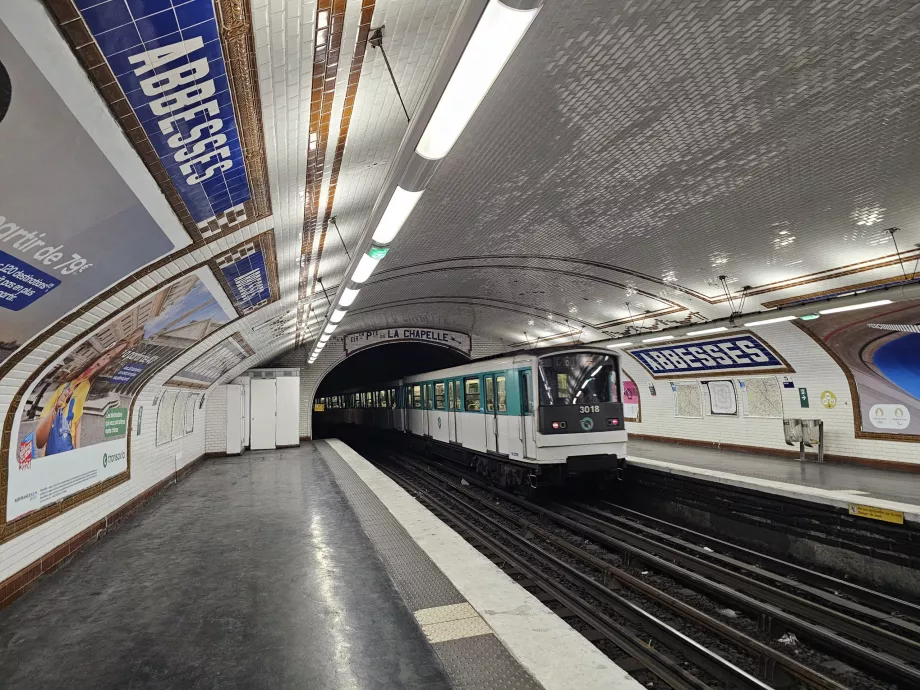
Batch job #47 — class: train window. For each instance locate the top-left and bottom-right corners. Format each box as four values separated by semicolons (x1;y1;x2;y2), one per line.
485;376;495;412
379;390;387;408
496;376;507;412
435;382;446;410
454;380;462;410
464;378;480;411
538;353;620;406
447;381;454;410
412;385;422;409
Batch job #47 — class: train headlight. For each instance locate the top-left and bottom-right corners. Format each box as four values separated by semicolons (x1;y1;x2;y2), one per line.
607;418;619;427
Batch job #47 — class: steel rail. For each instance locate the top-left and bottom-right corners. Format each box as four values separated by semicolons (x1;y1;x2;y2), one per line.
383;461;764;690
594;500;920;623
389;448;920;687
395;454;846;690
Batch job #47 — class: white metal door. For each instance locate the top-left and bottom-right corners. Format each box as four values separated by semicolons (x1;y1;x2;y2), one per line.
250;378;277;450
520;369;534;458
275;376;300;446
225;385;243;454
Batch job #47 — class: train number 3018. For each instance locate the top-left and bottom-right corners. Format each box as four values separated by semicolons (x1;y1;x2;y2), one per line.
579;405;601;413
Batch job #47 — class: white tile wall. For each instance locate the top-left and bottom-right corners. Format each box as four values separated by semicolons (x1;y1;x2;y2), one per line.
205;387;228;454
625;322;920;466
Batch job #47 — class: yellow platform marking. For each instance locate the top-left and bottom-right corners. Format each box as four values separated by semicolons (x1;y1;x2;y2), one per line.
415;602;492;643
848;503;904;525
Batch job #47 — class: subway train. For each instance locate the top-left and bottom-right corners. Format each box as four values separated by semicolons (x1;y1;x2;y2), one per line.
314;346;627;489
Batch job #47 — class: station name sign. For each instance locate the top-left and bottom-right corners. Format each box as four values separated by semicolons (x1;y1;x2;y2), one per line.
626;332;792;379
77;0;251;224
345;328;472;356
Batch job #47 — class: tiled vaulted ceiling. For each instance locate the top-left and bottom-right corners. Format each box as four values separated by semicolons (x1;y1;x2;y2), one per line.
7;0;920;383
282;0;920;361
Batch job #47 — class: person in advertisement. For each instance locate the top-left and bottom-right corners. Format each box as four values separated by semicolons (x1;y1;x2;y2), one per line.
32;339;133;455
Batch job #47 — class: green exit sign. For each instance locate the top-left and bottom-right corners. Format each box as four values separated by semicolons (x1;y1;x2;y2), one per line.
799;388;809;408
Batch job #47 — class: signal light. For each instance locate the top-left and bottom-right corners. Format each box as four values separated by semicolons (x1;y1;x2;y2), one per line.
607;418;619;427
552;422;560;430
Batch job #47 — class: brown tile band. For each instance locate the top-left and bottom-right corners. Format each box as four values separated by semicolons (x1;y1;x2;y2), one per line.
762;270;920;309
0;451;220;611
41;0;272;242
297;0;349;341
299;0;377;344
0;231;278;544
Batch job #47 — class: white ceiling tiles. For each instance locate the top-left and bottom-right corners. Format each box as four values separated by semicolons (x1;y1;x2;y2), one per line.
240;0;920;375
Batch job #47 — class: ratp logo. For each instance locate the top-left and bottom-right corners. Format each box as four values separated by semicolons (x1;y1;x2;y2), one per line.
103;453;107;468
580;417;594;432
103;451;126;468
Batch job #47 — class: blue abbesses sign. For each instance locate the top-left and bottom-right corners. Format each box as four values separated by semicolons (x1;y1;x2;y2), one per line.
627;334;790;378
219;245;270;313
77;0;249;223
0;250;60;311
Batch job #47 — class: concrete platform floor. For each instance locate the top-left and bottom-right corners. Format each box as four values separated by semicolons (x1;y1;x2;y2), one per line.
629;437;920;505
0;447;452;689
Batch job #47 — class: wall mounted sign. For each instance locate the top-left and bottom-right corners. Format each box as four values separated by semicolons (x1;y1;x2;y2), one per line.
5;267;236;522
0;20;185;366
345;328;472;356
214;232;279;314
627;332;792;379
796;300;920;440
166;332;254;389
71;0;251;227
799;388;809;408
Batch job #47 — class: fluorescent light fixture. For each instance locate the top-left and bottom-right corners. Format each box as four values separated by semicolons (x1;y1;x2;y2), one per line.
819;299;892;315
352;252;381;283
686;326;728;336
415;0;539;160
315;342;325;350
744;315;798;327
799;314;820;321
319;334;331;343
340;287;360;307
606;342;633;348
642;335;675;343
372;187;424;245
324;323;338;334
330;308;347;323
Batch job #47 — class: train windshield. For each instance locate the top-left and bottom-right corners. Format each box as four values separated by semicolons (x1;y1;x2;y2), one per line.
538;353;619;406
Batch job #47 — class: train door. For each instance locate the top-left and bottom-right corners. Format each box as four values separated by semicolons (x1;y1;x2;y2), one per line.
484;374;498;453
447;380;458;443
520;369;535;458
423;383;431;436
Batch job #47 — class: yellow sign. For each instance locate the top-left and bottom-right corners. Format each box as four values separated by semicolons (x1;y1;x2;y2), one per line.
820;390;837;409
313;403;325;412
848;504;904;525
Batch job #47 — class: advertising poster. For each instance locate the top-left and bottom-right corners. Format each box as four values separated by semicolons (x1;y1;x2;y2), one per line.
621;376;640;421
798;299;920;438
166;332;254;389
6;268;236;521
0;20;187;365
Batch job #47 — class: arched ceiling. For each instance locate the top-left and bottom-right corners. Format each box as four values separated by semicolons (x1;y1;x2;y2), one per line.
2;0;919;392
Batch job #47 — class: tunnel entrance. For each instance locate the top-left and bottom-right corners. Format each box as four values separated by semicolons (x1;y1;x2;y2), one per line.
312;342;469;439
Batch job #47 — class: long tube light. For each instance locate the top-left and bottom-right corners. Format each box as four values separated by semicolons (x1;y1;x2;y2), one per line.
372;187;424;245
352;252;382;283
330;308;347;323
686;326;728;336
324;323;338;334
819;299;892;315
743;315;798;327
319;334;331;343
339;287;360;307
606;342;633;349
415;0;540;160
643;335;675;343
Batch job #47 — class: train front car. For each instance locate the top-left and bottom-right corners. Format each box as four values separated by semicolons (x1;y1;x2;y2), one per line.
535;348;627;480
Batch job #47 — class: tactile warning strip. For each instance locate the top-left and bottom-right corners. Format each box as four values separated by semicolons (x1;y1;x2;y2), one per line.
316;441;543;690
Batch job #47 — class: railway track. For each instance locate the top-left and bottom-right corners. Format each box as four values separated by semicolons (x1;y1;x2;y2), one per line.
361;444;920;689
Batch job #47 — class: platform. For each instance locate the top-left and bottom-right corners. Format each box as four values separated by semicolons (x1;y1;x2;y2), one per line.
628;438;920;523
0;442;639;689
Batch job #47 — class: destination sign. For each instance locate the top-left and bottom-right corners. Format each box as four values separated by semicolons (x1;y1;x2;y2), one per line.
345;328;472;356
